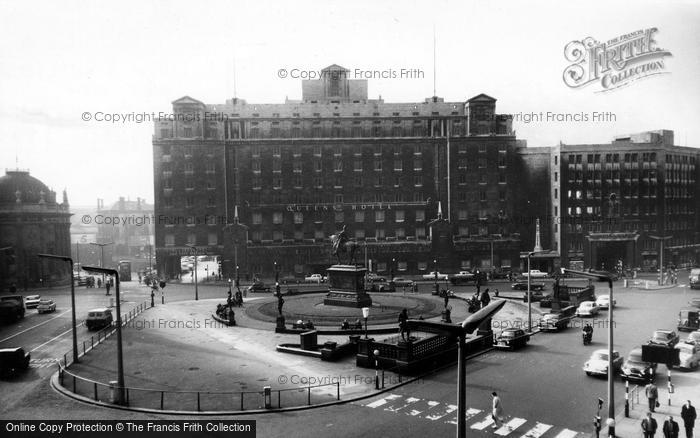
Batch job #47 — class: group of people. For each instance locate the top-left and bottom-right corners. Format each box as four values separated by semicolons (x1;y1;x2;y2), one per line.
641;400;696;438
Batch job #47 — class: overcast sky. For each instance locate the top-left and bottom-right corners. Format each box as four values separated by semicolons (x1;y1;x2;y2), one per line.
1;0;698;207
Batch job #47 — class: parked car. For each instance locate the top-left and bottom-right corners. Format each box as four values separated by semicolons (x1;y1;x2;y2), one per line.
392;277;414;288
584;349;623;376
24;295;41;309
37;299;56;314
512;281;545;291
683;331;700;345
538;312;571;331
304;274;326;283
675;342;700;370
367;278;395;292
620;347;657;382
423;271;448;281
366;274;387;283
449;271;476;285
521;269;548;279
575;301;600;317
85;308;113;331
491;267;512;280
246;281;271;293
595;295;616;310
688;268;700;290
648;329;680;347
522;290;545;302
0;347;30;376
494;328;530;350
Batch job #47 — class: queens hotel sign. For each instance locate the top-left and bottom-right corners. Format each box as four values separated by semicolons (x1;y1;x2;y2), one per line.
285;203;399;212
563;28;672;92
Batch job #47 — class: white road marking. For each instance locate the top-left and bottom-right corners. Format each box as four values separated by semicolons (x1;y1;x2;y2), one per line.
0;310;71;343
30;321;86;353
386;396;420;413
495;417;527;436
471;414;495;430
553;429;579;438
445;407;482;425
520;422;553;438
366;394;400;409
425;404;457;421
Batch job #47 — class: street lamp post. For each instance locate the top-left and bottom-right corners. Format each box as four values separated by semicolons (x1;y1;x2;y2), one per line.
274;261;279;284
650;235;672;286
81;265;125;405
562;268;615;437
362;307;370;339
373;348;380;389
38;254;78;364
185;244;199;300
525;251;542;332
391;258;395;282
433;259;439;294
89;241;113;293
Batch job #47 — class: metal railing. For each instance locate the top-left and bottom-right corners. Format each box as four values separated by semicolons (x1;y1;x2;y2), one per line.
56;363;342;411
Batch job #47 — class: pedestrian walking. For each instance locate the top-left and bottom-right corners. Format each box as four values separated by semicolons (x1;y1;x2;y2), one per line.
682;400;697;438
491;392;504;429
480;288;491;309
643;412;659;438
665;416;680;438
646;382;659;412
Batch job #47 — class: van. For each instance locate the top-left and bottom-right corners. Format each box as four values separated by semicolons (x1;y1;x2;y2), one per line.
690;268;700;290
0;347;31;376
86;308;113;331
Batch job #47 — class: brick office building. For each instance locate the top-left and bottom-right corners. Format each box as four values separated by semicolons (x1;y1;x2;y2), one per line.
524;130;700;272
152;65;524;280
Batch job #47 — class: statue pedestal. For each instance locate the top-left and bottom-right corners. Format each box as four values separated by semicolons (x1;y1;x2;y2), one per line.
276;316;286;331
324;265;372;308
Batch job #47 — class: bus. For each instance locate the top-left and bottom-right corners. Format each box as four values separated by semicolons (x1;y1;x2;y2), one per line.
118;260;132;281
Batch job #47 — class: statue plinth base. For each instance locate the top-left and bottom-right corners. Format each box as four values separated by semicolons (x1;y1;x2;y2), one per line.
323;265;372;308
276;315;286;330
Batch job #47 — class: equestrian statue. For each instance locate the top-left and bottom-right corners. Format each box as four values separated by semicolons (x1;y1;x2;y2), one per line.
330;225;360;265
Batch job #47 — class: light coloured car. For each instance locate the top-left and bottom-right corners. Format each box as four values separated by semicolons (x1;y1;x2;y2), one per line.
24;295;41;308
595;295;616;310
37;299;56;314
422;271;448;281
521;269;548;279
584;349;623;376
675;342;700;370
304;274;326;283
576;301;600;317
684;331;700;345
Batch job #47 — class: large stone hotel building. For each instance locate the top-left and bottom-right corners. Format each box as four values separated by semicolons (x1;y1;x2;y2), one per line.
152;64;700;280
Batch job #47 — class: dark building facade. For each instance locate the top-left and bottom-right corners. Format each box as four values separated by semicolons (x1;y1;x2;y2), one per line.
0;169;72;290
524;130;700;272
152;65;523;279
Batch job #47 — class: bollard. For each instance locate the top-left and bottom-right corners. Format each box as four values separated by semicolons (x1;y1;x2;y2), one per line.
263;386;271;409
624;380;629;417
668;369;672;406
108;380;118;403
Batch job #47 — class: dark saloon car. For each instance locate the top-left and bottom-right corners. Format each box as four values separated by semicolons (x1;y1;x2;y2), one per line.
494;328;530;350
245;281;271;293
0;347;31;376
648;329;680;347
620;347;656;382
512;281;545;291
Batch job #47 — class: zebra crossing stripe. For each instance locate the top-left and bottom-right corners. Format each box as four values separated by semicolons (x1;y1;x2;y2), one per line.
445;407;482;425
406;399;439;416
520;422;553;438
553;429;579;438
386;396;420;413
424;403;457;421
366;394;400;409
495;417;527;436
470;414;495;430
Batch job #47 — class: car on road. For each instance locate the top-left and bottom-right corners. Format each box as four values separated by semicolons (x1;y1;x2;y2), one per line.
0;347;30;376
521;269;548;279
688;268;700;290
575;301;599;317
85;308;113;331
678;308;700;332
24;295;41;309
522;290;545;302
304;274;326;283
683;331;700;345
595;295;616;310
449;271;476;285
620;347;656;382
675;342;700;370
422;271;448;281
494;328;530;350
37;299;56;314
648;329;680;347
392;277;414;288
584;349;623;376
511;281;545;291
246;281;271;293
538;312;571;331
366;274;387;283
0;295;25;322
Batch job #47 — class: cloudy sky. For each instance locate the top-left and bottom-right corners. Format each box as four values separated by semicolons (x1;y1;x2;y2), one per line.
1;0;698;206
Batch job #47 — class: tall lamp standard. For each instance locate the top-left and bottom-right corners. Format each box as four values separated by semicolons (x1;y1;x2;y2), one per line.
562;268;614;437
274;261;279;284
525;251;543;332
433;259;439;294
38;254;78;364
81;265;125;405
649;235;672;286
89;241;113;293
362;307;370;339
185;244;199;300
